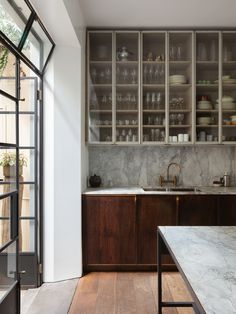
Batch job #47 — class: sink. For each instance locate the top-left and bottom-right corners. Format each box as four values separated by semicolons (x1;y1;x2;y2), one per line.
142;187;167;192
142;187;201;193
169;187;200;192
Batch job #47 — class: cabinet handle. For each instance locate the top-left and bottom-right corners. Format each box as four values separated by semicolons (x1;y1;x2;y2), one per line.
176;196;180;225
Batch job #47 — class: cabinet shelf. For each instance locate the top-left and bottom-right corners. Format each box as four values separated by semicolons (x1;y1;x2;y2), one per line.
169;84;191;90
116;84;138;88
116;110;138;113
143;110;165;113
143;84;165;89
196;110;218;113
196;84;218;89
90;110;112;113
222;124;236;127
169;109;191;113
116;61;138;64
90;61;112;64
143;61;165;64
169;125;191;128
196;125;218;128
143;125;165;128
90;125;112;128
116;125;138;128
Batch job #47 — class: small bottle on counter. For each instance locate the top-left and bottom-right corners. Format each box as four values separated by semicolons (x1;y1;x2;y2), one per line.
223;171;230;187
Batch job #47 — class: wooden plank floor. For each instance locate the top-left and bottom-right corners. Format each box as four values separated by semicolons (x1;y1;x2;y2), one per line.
69;272;194;314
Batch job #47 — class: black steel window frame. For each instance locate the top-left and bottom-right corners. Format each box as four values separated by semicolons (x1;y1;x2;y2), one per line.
0;0;55;77
0;77;39;283
0;58;20;311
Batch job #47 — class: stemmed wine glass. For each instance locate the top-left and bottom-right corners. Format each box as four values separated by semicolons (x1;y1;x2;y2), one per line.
143;65;148;84
91;67;97;83
177;113;184;125
156;92;162;109
130;68;137;84
122;69;129;83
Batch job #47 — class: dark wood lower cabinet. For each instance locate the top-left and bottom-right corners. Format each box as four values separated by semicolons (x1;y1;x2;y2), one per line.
83;196;136;270
137;195;176;266
83;194;236;272
218;195;236;225
178;195;218;226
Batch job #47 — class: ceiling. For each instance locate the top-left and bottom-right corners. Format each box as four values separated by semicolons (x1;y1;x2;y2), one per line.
78;0;236;28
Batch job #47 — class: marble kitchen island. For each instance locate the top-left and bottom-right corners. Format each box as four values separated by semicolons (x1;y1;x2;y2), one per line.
158;226;236;314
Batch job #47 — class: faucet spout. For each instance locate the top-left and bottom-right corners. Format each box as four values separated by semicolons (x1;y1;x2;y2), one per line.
167;162;181;181
159;162;181;187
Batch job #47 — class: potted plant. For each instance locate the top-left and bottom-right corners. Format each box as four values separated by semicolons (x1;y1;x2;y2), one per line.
0;152;27;177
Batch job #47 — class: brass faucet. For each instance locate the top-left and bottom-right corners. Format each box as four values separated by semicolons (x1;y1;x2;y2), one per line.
159;162;181;187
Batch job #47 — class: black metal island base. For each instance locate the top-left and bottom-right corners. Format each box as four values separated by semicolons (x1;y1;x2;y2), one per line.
157;226;236;314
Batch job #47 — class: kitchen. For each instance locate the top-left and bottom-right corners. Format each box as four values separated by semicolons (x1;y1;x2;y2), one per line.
1;0;236;313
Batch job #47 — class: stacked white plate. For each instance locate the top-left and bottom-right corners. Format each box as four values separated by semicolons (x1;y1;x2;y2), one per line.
197;116;212;125
197;100;212;110
216;95;236;110
169;75;186;85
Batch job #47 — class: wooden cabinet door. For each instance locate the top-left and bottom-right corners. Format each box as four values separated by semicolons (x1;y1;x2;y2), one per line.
83;196;136;265
218;195;236;225
179;195;217;226
137;195;177;264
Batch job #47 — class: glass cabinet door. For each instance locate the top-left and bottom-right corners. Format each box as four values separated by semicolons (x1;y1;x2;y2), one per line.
87;31;113;143
142;32;166;143
222;31;236;143
168;32;193;144
115;32;140;144
196;32;219;143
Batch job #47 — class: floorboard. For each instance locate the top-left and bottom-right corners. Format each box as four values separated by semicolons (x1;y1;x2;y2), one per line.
69;272;194;314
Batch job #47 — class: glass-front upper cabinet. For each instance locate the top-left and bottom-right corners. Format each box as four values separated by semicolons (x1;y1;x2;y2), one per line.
222;31;236;143
142;32;166;143
115;31;140;143
168;32;193;144
196;32;219;144
87;31;113;143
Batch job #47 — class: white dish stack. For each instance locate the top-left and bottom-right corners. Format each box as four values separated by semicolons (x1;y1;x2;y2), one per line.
216;95;236;110
169;75;186;85
197;100;212;110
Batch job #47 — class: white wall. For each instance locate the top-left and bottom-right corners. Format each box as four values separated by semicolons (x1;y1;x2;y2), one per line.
30;0;86;281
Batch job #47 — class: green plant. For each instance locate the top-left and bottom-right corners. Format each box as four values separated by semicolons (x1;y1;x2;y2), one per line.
0;3;29;75
0;152;27;167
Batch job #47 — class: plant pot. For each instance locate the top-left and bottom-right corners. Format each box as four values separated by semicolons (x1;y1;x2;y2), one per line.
3;165;23;177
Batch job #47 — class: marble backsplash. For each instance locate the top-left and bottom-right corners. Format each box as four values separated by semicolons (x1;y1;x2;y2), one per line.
88;146;236;187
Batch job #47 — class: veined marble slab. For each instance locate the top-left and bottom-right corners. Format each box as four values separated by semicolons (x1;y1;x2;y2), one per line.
159;226;236;314
83;186;236;195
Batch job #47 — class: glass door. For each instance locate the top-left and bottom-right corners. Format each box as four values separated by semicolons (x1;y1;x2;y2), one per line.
115;31;140;144
87;31;113;143
142;32;166;143
0;44;20;313
168;31;193;144
196;32;219;144
222;31;236;143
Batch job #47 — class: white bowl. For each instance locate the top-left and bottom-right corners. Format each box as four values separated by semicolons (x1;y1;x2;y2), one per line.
197;103;212;110
197;117;212;124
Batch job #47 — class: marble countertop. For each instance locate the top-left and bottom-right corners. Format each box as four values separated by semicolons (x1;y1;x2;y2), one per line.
159;226;236;314
83;186;236;195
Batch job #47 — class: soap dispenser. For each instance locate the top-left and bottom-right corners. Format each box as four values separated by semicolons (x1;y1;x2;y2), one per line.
223;171;230;187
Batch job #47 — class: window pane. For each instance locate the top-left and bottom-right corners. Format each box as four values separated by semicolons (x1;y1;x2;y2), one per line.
19;149;34;182
0;241;17;301
0;45;16;96
0;196;10;247
22;19;53;70
19;114;35;146
19;76;37;112
20;184;35;217
0;95;16;144
0;0;31;46
20;219;34;252
0;148;17;195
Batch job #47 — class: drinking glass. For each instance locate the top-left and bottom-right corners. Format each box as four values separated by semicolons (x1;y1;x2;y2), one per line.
131;94;136;109
160;65;165;84
91;67;97;83
122;68;129;83
176;45;183;60
148;65;154;84
99;70;105;84
116;66;121;83
143;65;148;84
130;68;137;84
154;65;160;83
146;92;151;109
151;92;156;109
169;113;176;125
170;46;176;60
105;67;112;83
156;92;162;109
177;113;184;125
